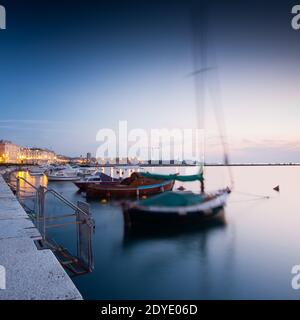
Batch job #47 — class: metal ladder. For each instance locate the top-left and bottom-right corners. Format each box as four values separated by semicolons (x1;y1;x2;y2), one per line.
16;176;95;275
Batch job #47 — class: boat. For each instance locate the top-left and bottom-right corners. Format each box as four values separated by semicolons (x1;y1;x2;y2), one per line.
47;172;80;181
122;183;230;228
85;172;175;200
121;171;230;228
46;164;72;173
46;165;80;181
121;7;233;230
77;167;98;177
28;165;48;176
74;172;119;192
29;172;45;177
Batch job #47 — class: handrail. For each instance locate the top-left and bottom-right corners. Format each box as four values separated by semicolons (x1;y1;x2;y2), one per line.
17;176;38;191
46;189;84;213
16;176;89;217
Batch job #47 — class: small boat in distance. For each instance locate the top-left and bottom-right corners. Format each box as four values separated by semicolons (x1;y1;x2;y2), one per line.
85;172;174;200
74;172;119;192
46;165;79;181
47;172;80;181
78;167;98;177
28;165;48;176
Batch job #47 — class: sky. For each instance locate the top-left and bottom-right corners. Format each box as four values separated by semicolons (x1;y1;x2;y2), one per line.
0;0;299;162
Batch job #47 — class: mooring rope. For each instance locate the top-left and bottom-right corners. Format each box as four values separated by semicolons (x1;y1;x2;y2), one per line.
234;190;271;199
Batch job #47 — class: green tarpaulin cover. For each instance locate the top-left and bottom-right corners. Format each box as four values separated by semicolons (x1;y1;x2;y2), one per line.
141;171;204;182
139;191;204;207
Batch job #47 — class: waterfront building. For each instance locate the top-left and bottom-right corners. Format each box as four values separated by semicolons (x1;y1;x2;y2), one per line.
69;157;85;164
20;147;56;164
56;155;71;164
86;152;92;162
0;140;21;163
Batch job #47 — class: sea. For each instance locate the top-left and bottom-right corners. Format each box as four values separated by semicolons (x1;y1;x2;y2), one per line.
11;165;300;299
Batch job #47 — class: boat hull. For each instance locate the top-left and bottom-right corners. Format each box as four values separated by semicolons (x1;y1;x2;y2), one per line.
74;173;120;192
75;181;118;192
124;205;224;226
122;190;229;228
86;180;175;200
74;181;90;192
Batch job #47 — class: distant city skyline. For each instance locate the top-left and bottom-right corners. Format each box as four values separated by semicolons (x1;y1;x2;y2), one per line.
0;0;299;163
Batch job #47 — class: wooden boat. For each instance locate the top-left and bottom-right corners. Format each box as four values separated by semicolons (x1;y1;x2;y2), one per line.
74;172;119;192
85;172;175;200
122;187;230;228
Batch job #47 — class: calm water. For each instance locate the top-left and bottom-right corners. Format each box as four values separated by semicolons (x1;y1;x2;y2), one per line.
14;166;300;299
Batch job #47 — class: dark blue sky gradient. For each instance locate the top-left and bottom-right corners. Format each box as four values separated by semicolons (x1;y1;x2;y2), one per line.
0;0;299;161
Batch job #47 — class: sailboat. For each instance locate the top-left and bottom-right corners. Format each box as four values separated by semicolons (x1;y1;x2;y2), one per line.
121;6;232;229
121;172;230;228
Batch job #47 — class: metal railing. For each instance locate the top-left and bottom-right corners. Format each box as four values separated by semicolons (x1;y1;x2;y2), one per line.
15;176;94;273
16;176;88;216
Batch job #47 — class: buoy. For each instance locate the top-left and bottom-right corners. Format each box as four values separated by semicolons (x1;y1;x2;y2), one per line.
141;195;147;199
273;185;280;192
101;199;108;204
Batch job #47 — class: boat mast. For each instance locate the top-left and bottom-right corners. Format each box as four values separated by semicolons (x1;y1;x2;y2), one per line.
191;6;208;193
190;4;234;192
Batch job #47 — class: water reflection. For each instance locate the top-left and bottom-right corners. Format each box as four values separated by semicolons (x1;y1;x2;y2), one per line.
123;210;227;244
14;171;47;197
10;167;236;299
119;211;236;300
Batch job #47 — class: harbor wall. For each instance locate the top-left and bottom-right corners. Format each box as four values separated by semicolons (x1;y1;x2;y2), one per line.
0;175;82;300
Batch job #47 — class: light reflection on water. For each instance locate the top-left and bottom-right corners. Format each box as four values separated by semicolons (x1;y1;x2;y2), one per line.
15;171;47;196
12;166;300;299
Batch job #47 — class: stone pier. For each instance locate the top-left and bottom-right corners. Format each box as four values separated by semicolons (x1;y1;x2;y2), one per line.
0;175;82;300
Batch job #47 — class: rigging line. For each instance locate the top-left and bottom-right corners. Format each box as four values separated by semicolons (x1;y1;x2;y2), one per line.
187;66;217;77
234;190;271;199
208;66;235;190
230;198;270;203
190;5;208;181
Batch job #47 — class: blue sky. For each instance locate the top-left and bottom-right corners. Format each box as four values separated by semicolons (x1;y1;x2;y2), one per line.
0;0;299;162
